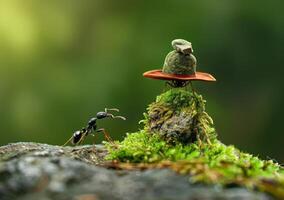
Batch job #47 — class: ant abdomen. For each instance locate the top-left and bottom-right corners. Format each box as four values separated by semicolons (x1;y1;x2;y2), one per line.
72;130;83;144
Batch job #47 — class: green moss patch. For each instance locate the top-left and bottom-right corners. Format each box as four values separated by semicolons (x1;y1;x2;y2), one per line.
105;88;284;198
106;131;284;198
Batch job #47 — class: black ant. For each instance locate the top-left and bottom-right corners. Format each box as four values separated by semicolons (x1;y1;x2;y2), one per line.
63;108;126;146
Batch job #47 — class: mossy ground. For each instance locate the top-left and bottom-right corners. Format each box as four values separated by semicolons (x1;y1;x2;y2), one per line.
105;88;284;199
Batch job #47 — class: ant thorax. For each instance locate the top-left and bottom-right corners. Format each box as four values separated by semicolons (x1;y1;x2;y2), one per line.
88;117;97;126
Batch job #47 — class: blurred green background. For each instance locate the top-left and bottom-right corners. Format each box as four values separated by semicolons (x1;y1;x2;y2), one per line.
0;1;283;161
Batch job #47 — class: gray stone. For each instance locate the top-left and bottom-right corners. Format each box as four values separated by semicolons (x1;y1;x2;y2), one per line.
0;142;274;200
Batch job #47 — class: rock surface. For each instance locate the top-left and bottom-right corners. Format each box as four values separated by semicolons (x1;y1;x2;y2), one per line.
0;142;274;200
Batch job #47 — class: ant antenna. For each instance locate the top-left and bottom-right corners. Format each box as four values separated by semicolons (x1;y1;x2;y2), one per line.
105;108;120;112
105;108;126;120
107;113;126;120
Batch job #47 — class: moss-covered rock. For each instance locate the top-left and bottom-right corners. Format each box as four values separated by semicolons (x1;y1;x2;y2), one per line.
141;88;216;144
106;88;284;199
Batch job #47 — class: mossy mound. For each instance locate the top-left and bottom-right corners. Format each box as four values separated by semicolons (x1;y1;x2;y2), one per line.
106;88;284;199
141;89;216;144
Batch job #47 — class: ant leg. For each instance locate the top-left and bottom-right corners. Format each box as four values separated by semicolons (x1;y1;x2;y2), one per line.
105;108;119;112
91;133;97;145
62;136;73;147
107;113;126;120
96;128;114;144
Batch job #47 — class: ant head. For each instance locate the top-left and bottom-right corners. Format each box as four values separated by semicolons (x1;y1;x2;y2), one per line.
96;111;108;119
72;130;83;144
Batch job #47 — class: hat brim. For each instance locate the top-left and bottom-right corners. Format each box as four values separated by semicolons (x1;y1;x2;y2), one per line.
143;69;216;82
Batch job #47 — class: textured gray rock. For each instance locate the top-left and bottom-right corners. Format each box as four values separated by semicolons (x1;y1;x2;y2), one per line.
0;143;274;200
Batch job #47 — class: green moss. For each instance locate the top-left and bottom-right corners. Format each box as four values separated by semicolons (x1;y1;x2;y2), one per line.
106;131;284;198
105;88;284;198
142;88;216;144
106;130;201;162
106;131;281;174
